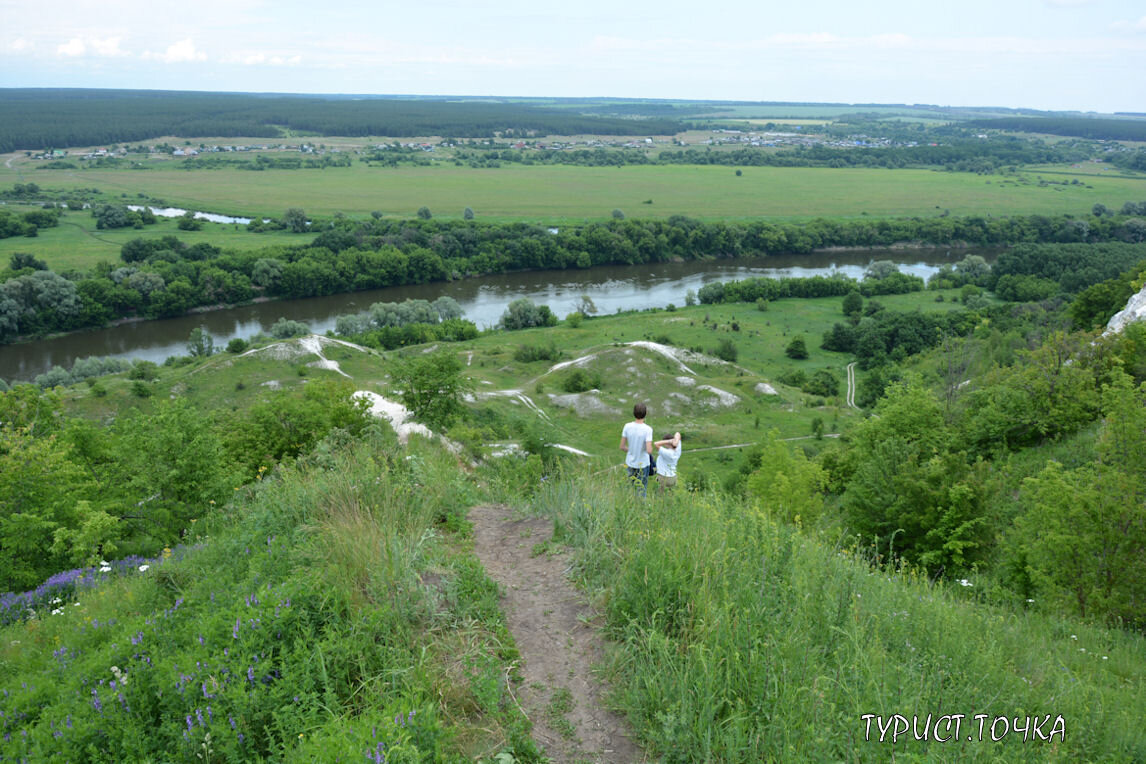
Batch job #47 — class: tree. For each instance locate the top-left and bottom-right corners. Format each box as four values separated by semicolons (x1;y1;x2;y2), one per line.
611;208;625;220
685;289;698;307
8;252;47;271
842;290;863;316
177;211;202;231
463;206;475;220
252;258;284;289
187;326;215;357
283;207;308;233
745;430;826;525
785;335;809;360
416;206;433;220
954;254;991;286
864;260;899;281
500;298;557;330
391;350;471;430
1016;371;1146;625
574;294;598;316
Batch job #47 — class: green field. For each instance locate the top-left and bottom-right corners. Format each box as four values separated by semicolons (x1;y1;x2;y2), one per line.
5;160;1145;227
0;209;305;271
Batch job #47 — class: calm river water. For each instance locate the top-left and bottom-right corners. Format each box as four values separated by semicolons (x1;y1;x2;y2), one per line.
0;248;991;382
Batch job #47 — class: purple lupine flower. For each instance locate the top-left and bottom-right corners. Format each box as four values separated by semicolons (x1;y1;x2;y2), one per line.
196;708;205;727
198;635;205;645
186;715;193;731
229;716;236;730
233;618;241;639
91;689;102;712
247;667;255;683
207;706;212;723
238;733;244;743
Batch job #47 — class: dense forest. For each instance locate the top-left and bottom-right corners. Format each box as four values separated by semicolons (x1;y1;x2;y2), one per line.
0;90;683;153
968;116;1146;142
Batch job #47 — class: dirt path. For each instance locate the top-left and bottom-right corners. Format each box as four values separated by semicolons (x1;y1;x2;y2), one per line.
846;361;858;409
469;504;643;763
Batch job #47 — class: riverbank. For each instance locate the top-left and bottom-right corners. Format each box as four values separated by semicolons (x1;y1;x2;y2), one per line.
1;247;989;382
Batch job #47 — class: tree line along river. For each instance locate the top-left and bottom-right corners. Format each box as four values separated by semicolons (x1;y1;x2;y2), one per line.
0;248;990;382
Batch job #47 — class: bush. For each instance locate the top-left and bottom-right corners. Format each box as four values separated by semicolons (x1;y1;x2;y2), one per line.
513;341;562;363
785;335;809;360
804;369;840;398
130;380;152;397
561;368;602;393
270;318;310;339
128;360;159;381
713;338;738;363
226;337;250;354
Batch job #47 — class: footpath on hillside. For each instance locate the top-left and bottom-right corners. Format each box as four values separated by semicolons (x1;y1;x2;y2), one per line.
469;505;644;764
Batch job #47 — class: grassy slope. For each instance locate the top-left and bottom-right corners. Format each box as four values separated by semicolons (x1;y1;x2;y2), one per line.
0;426;542;761
6;290;1145;761
520;471;1145;762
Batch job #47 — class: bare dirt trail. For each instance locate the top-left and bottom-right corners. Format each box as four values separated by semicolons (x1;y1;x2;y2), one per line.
469;505;644;764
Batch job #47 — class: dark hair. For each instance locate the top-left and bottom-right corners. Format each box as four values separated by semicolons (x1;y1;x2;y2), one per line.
661;433;673;441
633;403;647;419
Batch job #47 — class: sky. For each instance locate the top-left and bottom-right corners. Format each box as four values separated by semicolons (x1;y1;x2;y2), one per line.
1;0;1144;113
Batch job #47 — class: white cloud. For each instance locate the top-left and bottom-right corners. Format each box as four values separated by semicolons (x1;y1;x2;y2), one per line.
9;38;33;52
143;39;206;63
57;38;86;57
90;36;128;57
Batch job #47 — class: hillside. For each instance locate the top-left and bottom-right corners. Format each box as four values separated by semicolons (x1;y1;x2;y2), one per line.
4;273;1146;760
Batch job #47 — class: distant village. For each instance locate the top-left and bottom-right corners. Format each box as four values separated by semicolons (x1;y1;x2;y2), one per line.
29;126;933;163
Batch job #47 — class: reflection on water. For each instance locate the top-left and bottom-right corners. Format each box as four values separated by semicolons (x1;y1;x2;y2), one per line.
0;249;991;382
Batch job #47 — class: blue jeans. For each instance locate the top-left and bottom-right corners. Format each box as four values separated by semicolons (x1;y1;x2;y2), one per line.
627;465;649;497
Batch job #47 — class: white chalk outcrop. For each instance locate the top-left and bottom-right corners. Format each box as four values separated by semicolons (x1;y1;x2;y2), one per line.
1104;284;1146;336
353;391;433;444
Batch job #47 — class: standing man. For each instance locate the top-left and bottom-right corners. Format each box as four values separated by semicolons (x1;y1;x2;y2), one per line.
620;402;654;497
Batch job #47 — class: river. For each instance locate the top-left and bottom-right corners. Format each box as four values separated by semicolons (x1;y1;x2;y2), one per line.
0;248;990;382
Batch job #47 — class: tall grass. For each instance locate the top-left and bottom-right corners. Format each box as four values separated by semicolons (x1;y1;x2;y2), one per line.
526;465;1146;761
0;429;537;762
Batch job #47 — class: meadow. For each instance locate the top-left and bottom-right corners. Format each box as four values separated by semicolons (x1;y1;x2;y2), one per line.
6;158;1145;227
0;209;301;271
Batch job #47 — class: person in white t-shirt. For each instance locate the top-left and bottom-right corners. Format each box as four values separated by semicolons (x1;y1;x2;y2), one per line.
653;431;682;492
619;402;654;497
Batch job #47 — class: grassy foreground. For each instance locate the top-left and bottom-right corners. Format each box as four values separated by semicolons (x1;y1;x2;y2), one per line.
512;468;1145;762
0;429;540;762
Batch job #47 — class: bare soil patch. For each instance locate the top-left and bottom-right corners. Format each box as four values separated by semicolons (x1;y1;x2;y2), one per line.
469;505;643;763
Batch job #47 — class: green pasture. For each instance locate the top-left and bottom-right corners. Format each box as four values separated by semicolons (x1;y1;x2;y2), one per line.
0;208;307;271
5;161;1145;234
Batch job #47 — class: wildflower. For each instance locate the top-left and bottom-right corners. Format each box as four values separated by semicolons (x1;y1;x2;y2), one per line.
248;667;255;683
1071;634;1078;640
139;565;149;572
958;579;973;587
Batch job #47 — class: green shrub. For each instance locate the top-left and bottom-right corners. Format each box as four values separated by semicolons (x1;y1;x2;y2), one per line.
713;338;738;363
561;368;602;393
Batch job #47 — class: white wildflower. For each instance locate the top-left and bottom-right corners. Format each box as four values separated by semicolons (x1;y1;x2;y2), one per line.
138;564;150;572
